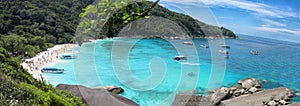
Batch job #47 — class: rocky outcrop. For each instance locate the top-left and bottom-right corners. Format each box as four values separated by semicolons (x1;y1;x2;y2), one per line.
172;78;298;106
229;78;262;97
221;87;293;106
56;84;138;106
238;78;261;89
209;87;230;106
94;85;124;94
296;91;300;96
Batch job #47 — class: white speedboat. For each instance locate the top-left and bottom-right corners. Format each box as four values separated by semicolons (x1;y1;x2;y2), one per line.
220;45;230;49
183;42;193;45
219;50;229;54
200;44;209;48
250;50;259;55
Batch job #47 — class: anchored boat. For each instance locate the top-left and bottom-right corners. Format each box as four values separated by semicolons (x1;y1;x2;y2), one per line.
173;56;187;61
60;54;77;59
183;42;193;45
41;68;64;73
220;45;230;49
250;50;259;55
219;50;229;54
200;44;209;48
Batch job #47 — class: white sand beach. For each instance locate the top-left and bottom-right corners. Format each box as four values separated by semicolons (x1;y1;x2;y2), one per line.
21;44;78;80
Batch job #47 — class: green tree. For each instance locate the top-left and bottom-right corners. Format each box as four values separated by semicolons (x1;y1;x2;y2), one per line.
78;0;160;45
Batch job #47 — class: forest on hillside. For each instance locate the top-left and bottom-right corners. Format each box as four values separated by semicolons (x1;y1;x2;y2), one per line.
0;0;236;105
0;0;93;105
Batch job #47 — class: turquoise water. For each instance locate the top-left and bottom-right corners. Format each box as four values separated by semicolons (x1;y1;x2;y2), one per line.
44;35;300;105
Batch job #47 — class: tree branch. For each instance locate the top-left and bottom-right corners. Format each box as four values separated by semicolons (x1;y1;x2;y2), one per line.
137;0;160;16
123;0;160;21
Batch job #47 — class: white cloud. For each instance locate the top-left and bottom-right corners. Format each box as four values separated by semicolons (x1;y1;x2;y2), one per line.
261;19;286;27
256;25;300;35
162;0;297;18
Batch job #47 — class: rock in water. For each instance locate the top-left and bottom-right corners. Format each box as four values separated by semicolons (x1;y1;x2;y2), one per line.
238;78;261;89
94;85;124;94
296;92;300;96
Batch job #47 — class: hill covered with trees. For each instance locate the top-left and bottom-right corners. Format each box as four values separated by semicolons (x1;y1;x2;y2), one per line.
79;1;237;40
148;2;237;38
0;0;93;105
0;0;237;105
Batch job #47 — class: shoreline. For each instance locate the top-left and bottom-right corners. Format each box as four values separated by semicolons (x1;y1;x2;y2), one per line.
21;44;78;80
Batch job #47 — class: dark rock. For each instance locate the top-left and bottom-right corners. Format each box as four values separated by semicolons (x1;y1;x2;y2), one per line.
56;84;138;106
94;85;124;94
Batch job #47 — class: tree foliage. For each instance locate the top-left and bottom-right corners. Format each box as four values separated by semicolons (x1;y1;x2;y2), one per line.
77;0;160;45
77;0;237;45
0;0;93;105
0;0;94;44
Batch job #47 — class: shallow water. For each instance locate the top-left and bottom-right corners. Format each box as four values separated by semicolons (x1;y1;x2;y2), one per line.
44;35;300;105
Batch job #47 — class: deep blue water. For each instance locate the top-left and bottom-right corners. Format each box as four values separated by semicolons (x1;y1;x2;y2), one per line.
44;35;300;105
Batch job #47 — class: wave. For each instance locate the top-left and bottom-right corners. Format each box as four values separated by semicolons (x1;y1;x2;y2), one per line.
180;62;200;66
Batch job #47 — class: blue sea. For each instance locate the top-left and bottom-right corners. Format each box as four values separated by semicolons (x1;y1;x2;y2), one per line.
44;35;300;105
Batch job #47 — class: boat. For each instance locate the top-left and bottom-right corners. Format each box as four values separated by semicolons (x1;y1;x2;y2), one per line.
220;45;230;49
224;54;230;58
218;42;225;45
188;72;196;77
200;44;209;48
250;50;259;55
183;42;193;45
173;56;187;61
219;50;229;54
60;54;77;59
41;68;64;73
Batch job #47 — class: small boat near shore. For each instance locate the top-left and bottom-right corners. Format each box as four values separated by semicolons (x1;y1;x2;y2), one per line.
41;68;64;73
188;72;196;77
60;54;77;59
173;56;187;61
220;45;230;49
219;50;229;54
200;44;209;48
224;54;230;58
250;50;259;55
183;42;193;45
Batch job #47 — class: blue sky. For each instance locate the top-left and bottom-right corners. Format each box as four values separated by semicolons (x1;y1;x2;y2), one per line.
150;0;300;43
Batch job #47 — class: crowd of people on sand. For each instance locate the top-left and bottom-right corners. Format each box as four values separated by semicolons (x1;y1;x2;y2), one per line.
21;44;77;80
